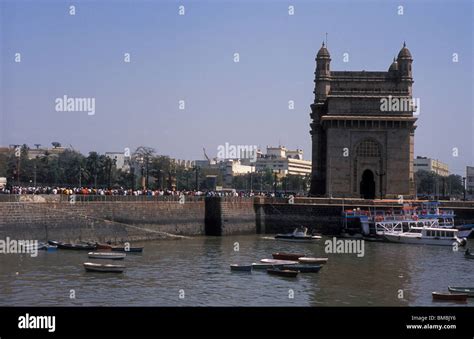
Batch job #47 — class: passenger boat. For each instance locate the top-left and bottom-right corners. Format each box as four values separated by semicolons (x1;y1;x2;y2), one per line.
111;246;144;253
88;252;126;260
341;201;472;240
83;262;125;273
275;227;321;242
260;259;298;265
48;240;97;250
282;264;322;273
432;292;468;301
448;287;474;297
267;268;298;278
298;257;328;265
464;249;474;259
230;264;252;272
272;252;306;261
384;227;467;246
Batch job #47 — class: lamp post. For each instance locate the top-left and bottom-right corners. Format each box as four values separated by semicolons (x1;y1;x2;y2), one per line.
195;166;200;191
375;170;386;200
462;177;466;201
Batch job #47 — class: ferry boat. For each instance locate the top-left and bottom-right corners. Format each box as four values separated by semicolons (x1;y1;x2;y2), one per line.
341;201;472;239
383;226;467;246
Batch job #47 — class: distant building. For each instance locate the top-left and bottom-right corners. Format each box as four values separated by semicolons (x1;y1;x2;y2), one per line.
105;152;130;172
466;166;474;196
28;146;66;159
172;159;194;169
255;146;312;177
222;159;255;185
413;157;449;177
194;146;311;187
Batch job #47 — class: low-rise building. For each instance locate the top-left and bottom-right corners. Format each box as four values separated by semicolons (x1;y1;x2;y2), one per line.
413;156;449;177
255;146;312;176
105;152;130;171
466;166;474;196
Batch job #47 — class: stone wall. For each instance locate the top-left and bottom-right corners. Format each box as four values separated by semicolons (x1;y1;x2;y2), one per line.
0;199;205;243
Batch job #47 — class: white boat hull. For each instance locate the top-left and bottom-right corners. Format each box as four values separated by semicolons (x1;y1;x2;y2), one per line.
88;252;126;260
83;262;125;273
384;234;459;246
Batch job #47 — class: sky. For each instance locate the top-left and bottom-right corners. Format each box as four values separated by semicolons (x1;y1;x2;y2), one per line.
0;0;472;175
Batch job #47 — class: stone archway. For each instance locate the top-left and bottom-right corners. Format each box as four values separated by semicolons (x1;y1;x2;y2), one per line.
360;169;376;199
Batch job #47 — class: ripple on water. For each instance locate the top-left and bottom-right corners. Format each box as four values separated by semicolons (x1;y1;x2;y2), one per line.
0;236;472;306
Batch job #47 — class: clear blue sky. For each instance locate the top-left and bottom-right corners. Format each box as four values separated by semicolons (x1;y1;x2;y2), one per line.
0;0;472;175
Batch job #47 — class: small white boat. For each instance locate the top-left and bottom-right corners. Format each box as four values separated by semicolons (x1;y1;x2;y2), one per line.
88;252;126;260
260;259;298;265
384;227;467;246
83;262;125;273
298;257;328;264
275;227;321;242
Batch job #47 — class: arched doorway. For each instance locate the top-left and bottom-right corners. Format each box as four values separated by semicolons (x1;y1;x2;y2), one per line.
360;169;375;199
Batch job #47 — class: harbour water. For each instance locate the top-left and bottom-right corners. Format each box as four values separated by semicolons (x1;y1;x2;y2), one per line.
0;235;472;307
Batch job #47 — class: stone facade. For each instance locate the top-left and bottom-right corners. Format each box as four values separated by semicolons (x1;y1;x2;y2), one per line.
309;42;417;199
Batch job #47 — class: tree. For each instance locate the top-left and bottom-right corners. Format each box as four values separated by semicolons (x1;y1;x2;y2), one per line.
132;147;155;189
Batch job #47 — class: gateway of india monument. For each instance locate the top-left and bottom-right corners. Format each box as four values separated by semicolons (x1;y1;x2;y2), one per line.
309;42;417;199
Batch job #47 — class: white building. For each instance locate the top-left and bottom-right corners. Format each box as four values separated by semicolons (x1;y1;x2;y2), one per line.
413;156;449;177
105;152;130;172
221;159;255;185
256;146;311;176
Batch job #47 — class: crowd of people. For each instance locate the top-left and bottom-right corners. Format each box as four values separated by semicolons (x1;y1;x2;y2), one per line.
0;185;301;198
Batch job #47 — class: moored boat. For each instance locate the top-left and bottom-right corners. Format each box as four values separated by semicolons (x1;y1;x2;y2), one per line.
267;268;299;278
111;246;143;253
260;259;298;265
230;264;252;272
465;249;474;259
384;227;467;246
88;252;126;260
48;240;97;250
275;227;321;242
83;262;125;273
282;264;322;273
272;252;306;261
96;243;113;250
448;287;474;297
298;257;328;265
251;263;276;269
432;292;468;301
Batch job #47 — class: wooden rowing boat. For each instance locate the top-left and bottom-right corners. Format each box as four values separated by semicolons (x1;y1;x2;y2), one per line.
88;252;126;260
230;264;252;272
111;246;143;253
83;262;125;273
251;263;275;269
432;292;468;301
298;257;328;265
282;264;322;273
260;259;298;265
272;252;306;261
48;240;96;251
448;287;474;297
267;268;298;278
96;243;113;250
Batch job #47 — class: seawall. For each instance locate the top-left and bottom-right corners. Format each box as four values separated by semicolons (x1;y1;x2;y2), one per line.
1;195;473;242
